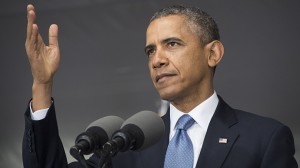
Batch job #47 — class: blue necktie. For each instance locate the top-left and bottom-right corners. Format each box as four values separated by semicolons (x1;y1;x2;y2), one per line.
164;114;195;168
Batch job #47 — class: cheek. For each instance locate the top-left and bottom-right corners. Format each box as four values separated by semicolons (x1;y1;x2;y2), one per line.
181;56;205;80
148;61;153;74
189;49;206;68
148;68;156;82
174;52;198;73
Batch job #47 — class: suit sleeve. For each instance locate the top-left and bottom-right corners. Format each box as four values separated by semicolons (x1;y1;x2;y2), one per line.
22;100;69;168
260;124;298;168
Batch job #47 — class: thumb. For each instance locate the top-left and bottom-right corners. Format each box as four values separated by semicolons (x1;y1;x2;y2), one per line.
49;24;59;47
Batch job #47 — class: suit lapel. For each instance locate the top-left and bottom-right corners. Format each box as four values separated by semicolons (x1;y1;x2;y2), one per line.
196;96;239;168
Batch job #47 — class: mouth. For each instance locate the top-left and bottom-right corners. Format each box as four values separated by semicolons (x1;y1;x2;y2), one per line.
155;73;176;83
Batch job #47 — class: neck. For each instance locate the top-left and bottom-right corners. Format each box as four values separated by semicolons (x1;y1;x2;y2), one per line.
170;88;214;113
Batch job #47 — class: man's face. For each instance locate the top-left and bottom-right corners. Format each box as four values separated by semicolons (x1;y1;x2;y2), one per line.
145;15;211;102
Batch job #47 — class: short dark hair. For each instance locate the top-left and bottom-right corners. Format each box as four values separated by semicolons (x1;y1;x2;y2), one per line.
150;5;220;47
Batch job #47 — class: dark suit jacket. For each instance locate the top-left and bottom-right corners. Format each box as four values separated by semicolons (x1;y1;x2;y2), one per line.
23;97;298;168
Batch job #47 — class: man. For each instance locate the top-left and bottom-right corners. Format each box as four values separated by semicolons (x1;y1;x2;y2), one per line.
23;4;298;168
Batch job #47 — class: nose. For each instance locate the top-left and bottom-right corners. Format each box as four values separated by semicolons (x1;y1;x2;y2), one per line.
151;49;168;69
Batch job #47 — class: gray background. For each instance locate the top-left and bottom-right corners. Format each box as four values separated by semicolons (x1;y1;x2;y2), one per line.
0;0;299;167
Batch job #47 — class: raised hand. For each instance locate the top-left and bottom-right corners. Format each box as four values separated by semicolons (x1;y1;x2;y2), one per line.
25;4;60;111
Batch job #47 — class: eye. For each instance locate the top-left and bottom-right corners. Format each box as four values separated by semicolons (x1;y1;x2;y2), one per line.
168;41;178;47
146;48;155;57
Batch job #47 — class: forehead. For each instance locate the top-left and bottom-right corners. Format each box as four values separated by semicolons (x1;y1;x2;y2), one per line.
146;15;196;45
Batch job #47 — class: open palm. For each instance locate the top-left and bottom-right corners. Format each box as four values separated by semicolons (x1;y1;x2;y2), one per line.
25;4;60;85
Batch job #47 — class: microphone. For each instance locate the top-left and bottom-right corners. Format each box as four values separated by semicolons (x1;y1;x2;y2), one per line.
70;116;124;157
103;111;165;156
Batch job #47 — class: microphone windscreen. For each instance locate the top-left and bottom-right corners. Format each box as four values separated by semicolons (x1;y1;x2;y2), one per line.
87;116;124;140
121;111;165;151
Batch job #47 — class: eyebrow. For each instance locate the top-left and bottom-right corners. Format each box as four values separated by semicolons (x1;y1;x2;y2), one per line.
162;37;184;44
144;37;184;53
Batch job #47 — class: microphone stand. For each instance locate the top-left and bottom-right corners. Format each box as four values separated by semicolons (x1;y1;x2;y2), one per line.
70;141;118;168
98;139;122;168
70;147;90;168
97;152;112;168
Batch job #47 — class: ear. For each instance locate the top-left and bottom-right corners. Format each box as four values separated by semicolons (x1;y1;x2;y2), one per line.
205;40;224;68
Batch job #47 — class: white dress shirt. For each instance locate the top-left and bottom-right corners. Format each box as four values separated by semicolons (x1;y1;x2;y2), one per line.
169;91;219;168
30;101;49;120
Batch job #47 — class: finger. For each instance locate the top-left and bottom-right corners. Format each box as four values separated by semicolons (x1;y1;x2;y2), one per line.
49;24;59;47
27;4;35;12
29;24;41;56
36;33;46;54
26;4;36;42
25;24;38;59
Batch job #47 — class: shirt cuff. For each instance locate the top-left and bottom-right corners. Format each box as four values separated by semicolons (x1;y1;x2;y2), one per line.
29;101;49;121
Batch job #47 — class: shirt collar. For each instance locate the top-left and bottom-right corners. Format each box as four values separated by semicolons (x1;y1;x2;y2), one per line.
169;91;219;132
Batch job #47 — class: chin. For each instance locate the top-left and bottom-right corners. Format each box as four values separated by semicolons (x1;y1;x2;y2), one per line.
158;91;176;101
155;85;180;101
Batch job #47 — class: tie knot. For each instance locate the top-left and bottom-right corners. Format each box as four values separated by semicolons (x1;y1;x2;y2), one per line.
176;114;195;131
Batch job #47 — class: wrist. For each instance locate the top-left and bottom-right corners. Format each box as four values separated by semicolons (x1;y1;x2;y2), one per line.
32;82;53;111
